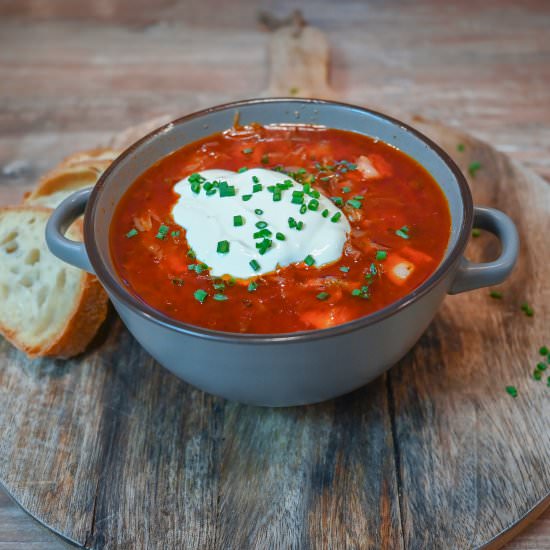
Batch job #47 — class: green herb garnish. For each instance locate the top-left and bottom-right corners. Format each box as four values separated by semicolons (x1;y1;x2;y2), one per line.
275;232;285;241
249;259;261;272
375;250;387;261
261;154;269;164
395;226;410;239
540;346;549;356
233;215;245;227
255;209;264;216
505;385;518;398
489;291;503;299
304;254;315;267
457;143;465;152
330;212;342;223
248;281;258;292
340;266;350;273
156;224;169;240
217;240;230;254
242;148;253;155
126;228;138;238
521;302;534;317
213;293;228;301
253;183;262;193
316;292;329;301
472;228;481;238
242;194;253;202
194;289;208;303
237;167;248;173
468;161;482;177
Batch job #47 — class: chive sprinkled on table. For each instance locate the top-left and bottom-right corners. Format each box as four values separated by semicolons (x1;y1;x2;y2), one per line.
505;385;518;398
489;291;503;299
472;228;481;238
468;161;482;177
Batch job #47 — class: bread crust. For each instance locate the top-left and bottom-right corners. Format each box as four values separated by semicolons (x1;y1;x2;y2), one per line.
0;206;109;359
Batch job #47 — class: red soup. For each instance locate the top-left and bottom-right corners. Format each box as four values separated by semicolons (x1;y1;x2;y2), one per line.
110;124;451;333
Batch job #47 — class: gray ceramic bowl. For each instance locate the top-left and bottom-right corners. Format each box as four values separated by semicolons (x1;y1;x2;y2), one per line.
46;99;519;406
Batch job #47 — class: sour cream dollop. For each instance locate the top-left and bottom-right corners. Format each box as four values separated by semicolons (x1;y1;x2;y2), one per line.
172;168;350;278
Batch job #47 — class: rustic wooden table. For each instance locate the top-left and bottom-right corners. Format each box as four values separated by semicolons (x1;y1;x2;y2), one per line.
0;1;548;548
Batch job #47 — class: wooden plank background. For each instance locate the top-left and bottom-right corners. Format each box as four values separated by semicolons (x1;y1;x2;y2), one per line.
0;1;549;548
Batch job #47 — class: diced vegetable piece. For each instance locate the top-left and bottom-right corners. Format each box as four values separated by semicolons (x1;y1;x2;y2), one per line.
385;254;415;285
301;306;353;329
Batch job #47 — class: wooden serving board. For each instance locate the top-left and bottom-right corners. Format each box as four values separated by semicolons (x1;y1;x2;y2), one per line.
1;19;549;550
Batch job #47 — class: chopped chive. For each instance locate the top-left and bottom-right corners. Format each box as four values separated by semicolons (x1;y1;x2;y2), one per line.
252;175;260;183
351;289;361;296
261;154;269;164
533;369;542;381
457;143;465;152
308;199;320;211
472;228;481;238
375;250;388;261
342;186;351;193
288;217;297;228
330;212;342;223
340;266;350;273
255;220;268;229
316;292;330;300
219;185;236;197
489;291;503;299
505;385;518;397
536;362;548;372
253;183;262;193
213;281;225;290
321;209;329;218
253;228;272;239
194;263;208;274
521;302;534;317
171;230;180;237
468;161;482;177
213;293;228;301
540;346;549;356
273;191;282;202
126;228;138;238
242;194;253;201
187;249;196;259
369;263;377;275
248;281;258;292
291;195;304;205
233;215;245;227
242;148;253;155
237;167;248;173
156;224;169;239
255;209;264;216
256;238;273;255
217;240;230;254
296;221;304;230
304;254;315;267
194;289;208;303
331;196;344;206
275;232;285;241
346;199;361;208
228;276;236;286
249;259;260;272
395;227;410;239
299;204;307;214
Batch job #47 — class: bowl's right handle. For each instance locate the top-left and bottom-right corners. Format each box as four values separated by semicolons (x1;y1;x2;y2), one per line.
449;206;519;294
45;187;95;274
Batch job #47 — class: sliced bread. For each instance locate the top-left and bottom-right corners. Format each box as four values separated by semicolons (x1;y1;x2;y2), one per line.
24;148;119;208
0;207;108;358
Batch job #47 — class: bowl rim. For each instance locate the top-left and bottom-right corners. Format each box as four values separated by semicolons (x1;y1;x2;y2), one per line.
85;97;473;343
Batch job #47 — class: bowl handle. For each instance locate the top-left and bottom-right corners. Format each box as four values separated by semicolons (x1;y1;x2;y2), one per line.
45;187;95;274
449;206;519;294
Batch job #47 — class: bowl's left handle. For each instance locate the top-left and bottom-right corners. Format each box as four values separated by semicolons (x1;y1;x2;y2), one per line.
449;206;519;294
45;187;95;274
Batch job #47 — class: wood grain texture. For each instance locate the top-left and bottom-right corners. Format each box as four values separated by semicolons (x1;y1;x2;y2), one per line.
1;119;548;550
1;1;549;549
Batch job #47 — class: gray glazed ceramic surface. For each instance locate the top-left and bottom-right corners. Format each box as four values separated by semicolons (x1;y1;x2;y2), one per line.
46;99;519;406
